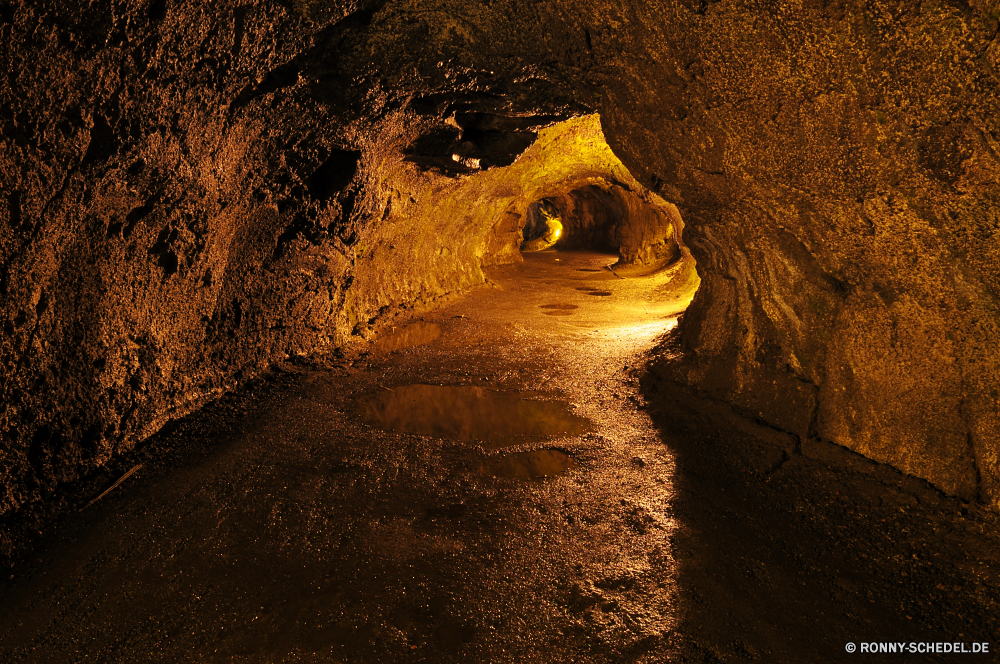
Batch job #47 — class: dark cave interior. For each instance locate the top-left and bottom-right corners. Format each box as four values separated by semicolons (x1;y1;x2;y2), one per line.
2;0;1000;660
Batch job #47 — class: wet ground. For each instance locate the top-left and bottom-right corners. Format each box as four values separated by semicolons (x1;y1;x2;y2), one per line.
1;251;999;663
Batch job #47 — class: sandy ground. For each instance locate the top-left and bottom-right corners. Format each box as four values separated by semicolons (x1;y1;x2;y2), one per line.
1;251;997;663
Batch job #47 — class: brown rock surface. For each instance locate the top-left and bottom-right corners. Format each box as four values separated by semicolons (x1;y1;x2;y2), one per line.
2;0;999;551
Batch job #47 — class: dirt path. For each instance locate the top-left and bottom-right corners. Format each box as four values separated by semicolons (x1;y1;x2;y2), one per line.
1;251;997;663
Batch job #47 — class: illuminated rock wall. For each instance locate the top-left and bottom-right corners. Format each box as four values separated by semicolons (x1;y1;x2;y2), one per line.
545;184;682;269
612;2;1000;505
2;0;999;540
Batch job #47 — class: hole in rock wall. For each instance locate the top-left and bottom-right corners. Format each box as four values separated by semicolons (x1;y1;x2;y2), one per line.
511;154;691;280
521;199;564;252
352;113;702;505
356;113;700;339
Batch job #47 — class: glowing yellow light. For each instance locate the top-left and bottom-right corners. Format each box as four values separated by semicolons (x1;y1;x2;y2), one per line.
522;206;564;251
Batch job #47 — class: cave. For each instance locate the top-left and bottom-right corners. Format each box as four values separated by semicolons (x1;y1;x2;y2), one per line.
2;0;1000;660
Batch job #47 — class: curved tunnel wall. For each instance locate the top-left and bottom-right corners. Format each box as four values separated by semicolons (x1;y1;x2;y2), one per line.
2;0;1000;549
545;187;623;252
532;184;683;270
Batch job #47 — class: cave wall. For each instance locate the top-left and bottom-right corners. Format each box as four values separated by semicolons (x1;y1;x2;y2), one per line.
2;0;1000;532
0;0;371;526
611;188;684;269
601;0;1000;505
0;0;639;532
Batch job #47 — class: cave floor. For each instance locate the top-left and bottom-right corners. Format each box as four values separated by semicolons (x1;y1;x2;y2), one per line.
2;251;999;663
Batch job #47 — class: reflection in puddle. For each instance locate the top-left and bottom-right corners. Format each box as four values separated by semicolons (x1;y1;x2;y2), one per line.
374;322;442;352
541;303;577;316
478;449;577;480
361;385;591;446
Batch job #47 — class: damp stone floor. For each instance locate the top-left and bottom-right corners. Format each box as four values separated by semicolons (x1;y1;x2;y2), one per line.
1;251;999;663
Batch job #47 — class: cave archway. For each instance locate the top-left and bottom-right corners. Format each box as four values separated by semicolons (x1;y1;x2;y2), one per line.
533;186;621;254
341;114;700;338
520;199;565;252
519;181;685;278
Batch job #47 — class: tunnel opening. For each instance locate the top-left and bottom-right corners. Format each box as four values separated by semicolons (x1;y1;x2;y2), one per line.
348;117;703;480
521;187;621;255
511;158;689;283
520;199;566;252
338;115;703;510
348;113;700;345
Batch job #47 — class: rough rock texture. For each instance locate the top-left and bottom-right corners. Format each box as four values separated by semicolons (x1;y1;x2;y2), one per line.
348;114;674;337
2;0;1000;535
629;1;1000;506
0;0;650;535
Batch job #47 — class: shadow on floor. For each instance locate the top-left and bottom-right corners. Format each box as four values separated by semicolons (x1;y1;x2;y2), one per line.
641;343;1000;663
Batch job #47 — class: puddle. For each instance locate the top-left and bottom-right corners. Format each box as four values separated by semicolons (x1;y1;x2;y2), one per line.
360;385;591;446
373;322;442;352
477;449;577;480
585;291;612;297
541;303;578;315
